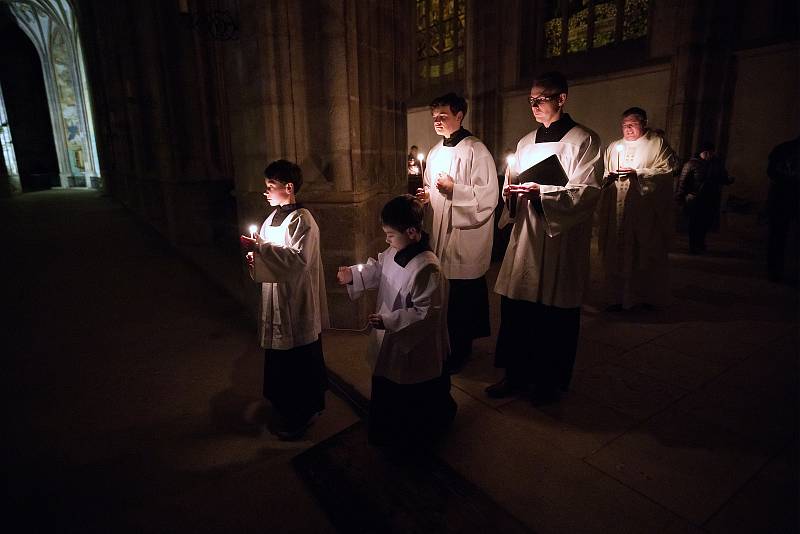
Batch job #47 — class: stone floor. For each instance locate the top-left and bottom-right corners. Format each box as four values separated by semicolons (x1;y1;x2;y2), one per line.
3;189;797;533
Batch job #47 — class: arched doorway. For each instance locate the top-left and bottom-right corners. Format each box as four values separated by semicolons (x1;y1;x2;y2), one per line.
4;0;101;189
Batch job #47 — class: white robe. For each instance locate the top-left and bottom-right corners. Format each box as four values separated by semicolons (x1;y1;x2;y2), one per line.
250;208;329;350
423;136;498;279
597;130;678;308
494;124;603;308
346;248;448;385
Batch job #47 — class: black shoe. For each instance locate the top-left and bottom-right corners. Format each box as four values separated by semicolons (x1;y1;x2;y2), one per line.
271;412;320;441
485;378;522;399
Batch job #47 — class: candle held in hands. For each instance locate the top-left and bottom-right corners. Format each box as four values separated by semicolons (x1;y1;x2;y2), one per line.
248;224;258;239
506;154;518;218
356;264;365;287
615;143;624;172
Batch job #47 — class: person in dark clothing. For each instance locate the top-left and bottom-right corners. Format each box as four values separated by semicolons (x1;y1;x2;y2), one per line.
766;136;799;282
676;142;732;254
407;145;425;194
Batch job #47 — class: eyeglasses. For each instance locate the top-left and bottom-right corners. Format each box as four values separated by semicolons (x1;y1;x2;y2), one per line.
528;94;560;108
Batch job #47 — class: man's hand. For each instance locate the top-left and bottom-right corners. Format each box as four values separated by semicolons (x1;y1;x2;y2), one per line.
617;167;638;181
368;313;385;330
505;182;541;199
435;173;455;197
336;266;353;285
415;187;430;204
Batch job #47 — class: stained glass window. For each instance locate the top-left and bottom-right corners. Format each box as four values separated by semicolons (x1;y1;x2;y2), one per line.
543;0;648;58
415;0;465;88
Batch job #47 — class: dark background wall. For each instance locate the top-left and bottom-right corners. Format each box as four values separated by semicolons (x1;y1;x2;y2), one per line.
0;5;59;191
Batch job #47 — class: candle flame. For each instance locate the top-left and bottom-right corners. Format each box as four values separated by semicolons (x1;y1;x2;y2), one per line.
248;224;258;235
357;264;363;272
417;153;425;162
615;143;624;153
506;154;517;166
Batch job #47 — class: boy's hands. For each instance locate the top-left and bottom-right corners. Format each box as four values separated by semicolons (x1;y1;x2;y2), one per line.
368;314;385;329
336;266;353;285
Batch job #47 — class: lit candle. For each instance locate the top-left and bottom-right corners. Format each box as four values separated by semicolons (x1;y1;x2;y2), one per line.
506;154;518;218
615;143;624;171
417;152;425;163
248;224;258;239
356;263;365;287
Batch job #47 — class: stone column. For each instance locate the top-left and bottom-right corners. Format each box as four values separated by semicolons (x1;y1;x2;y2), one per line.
665;0;738;158
225;0;411;328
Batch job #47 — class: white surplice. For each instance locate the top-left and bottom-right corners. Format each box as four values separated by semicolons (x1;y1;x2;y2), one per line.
494;125;603;308
423;136;499;279
251;208;329;350
346;248;448;385
597;130;678;308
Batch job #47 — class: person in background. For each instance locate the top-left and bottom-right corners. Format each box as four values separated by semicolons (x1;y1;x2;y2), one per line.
676;142;732;255
407;145;424;194
765;136;799;282
596;107;678;310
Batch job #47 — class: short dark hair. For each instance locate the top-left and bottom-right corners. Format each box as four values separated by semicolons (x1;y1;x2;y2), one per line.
699;141;715;152
430;92;468;117
380;194;424;232
622;107;648;123
532;71;568;95
264;159;303;193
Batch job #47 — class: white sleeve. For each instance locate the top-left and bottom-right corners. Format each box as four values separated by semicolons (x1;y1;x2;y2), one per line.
380;263;443;333
345;252;384;300
253;213;318;281
451;145;499;229
539;133;603;237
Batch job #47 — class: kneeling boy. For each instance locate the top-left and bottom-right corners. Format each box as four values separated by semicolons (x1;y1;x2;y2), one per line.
337;194;456;448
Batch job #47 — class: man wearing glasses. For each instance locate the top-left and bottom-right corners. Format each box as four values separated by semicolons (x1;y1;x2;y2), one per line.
596;107;678;311
488;71;602;405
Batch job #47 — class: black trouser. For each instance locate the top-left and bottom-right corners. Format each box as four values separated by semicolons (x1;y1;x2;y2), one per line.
687;201;713;253
494;297;580;392
446;276;491;369
264;336;327;426
768;210;797;281
368;373;457;448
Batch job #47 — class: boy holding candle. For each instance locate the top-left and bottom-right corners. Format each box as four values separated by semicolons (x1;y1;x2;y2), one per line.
415;92;498;374
240;159;328;440
336;194;456;449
